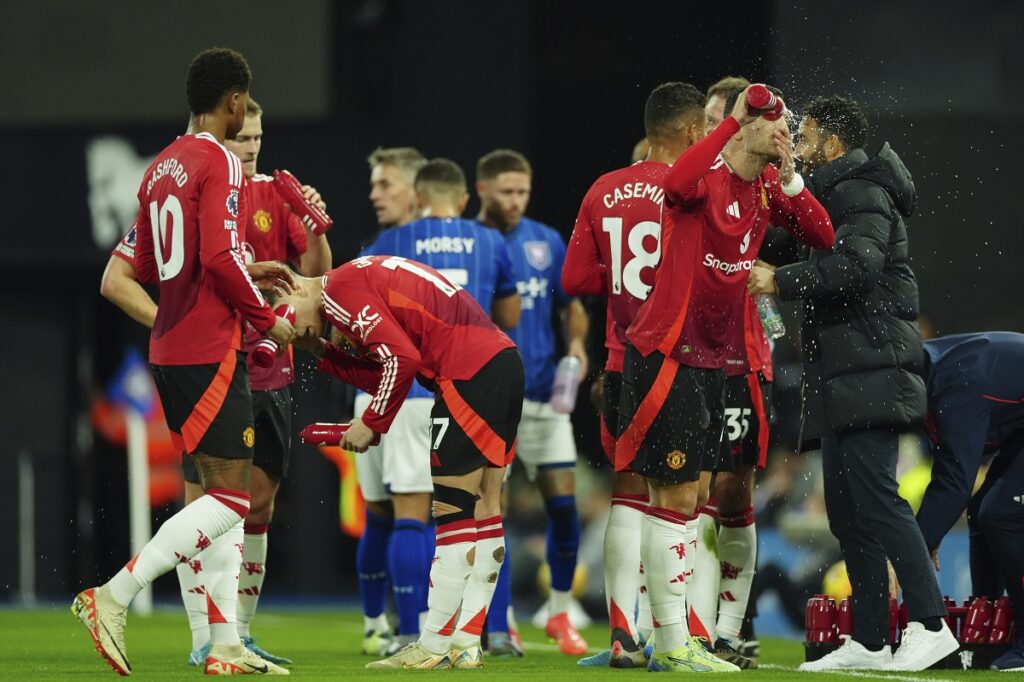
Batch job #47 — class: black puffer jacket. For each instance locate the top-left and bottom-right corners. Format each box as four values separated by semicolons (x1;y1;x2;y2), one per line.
773;143;926;436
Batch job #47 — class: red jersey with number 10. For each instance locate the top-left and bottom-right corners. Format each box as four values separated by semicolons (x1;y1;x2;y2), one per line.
627;117;834;369
563;160;669;372
318;256;516;433
133;133;276;365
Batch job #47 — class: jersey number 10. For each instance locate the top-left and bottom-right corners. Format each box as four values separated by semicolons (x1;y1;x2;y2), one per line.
150;196;184;282
601;218;660;300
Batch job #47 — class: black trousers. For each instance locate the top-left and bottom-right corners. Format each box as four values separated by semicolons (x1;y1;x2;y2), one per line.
822;428;946;644
967;446;1024;629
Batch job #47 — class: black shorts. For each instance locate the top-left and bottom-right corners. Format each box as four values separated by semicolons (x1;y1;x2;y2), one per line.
601;371;631;472
430;348;524;477
716;372;773;472
152;350;254;468
182;386;292;484
618;344;725;484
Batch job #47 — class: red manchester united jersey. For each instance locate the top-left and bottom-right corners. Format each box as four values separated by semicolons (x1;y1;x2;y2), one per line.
627;117;834;369
318;256;516;433
133;133;276;365
731;294;773;380
242;174;309;391
563;160;669;372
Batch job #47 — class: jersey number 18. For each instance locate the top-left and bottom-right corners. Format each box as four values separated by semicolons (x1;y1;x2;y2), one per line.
601;218;660;300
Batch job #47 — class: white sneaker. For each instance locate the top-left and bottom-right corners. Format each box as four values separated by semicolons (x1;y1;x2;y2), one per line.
885;621;959;671
798;638;892;671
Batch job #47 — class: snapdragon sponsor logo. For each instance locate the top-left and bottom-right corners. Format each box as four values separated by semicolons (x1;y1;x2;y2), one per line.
703;253;755;275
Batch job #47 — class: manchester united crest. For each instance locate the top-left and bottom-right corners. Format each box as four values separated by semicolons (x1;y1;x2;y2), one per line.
252;209;272;233
242;426;255;448
666;450;686;470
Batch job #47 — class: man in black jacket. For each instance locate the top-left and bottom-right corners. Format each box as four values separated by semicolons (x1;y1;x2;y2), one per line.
748;95;957;671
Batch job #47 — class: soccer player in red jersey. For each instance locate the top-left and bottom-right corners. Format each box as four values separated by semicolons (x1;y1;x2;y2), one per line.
562;82;707;668
685;77;770;668
75;48;295;677
280;256;523;670
101;96;331;668
619;86;834;672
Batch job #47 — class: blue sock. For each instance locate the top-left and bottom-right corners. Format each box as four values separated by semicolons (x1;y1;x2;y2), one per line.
545;494;581;592
419;517;436;615
487;543;512;633
388;518;430;636
357;510;393;622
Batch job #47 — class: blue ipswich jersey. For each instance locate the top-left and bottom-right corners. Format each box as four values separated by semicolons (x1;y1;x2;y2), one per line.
485;216;572;402
916;332;1024;550
360;216;517;399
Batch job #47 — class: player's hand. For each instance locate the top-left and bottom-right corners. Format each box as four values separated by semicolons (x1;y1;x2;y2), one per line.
248;261;296;297
341;418;376;453
267;315;296;348
755;259;777;272
930;547;941;572
568;338;589;383
301;184;327;214
590;371;606;413
747;266;778;296
774;129;796;185
730;86;760;127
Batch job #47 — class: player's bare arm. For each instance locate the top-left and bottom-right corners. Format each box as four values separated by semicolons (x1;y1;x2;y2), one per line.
100;254;157;328
561;299;589;380
294;182;333;276
491;292;521;330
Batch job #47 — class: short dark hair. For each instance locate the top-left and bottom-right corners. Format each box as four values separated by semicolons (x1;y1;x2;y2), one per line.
643;82;705;140
723;85;784;121
476;149;532;181
185;48;252;115
246;97;263;117
706;76;750;100
803;95;869;151
415;158;467;200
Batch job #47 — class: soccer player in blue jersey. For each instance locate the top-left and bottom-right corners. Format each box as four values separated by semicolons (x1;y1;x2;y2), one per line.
358;157;521;659
916;332;1024;671
475;149;591;656
356;146;427;656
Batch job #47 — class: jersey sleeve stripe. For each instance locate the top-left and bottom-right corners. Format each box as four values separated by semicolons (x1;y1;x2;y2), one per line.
230;249;266;303
322;294;352;324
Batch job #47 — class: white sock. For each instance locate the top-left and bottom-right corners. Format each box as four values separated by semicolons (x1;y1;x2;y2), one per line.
637;562;653;643
642;507;693;654
550;589;572;617
364;613;390;633
451;517;504;649
236;526;269;639
687;504;720;642
204;519;245;648
717;509;756;641
176;556;210;650
604;495;646;642
106;489;250;608
419;518;475;655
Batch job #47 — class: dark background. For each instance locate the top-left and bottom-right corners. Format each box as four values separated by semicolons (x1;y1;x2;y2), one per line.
2;0;1021;601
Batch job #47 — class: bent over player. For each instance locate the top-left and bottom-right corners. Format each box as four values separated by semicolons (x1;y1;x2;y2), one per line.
281;256;524;670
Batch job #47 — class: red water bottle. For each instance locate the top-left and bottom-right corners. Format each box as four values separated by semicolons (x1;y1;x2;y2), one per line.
251;304;296;368
806;595;839;643
837;598;853;638
889;598;900;643
961;597;993;643
299;422;381;447
745;84;785;121
988;596;1012;644
942;596;958;638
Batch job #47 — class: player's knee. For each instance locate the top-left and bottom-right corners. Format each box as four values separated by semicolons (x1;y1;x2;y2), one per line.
696;485;710;509
195;454;252;492
432;484;478;523
247;496;274;525
537;467;575;498
365;499;394;518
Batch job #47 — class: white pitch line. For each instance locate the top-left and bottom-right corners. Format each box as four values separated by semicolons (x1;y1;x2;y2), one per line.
522;641;603;655
759;663;958;682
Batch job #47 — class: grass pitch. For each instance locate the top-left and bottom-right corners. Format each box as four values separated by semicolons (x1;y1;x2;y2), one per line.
0;607;1005;680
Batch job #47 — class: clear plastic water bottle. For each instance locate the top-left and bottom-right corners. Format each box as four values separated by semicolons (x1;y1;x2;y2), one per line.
755;294;786;339
550;355;582;414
